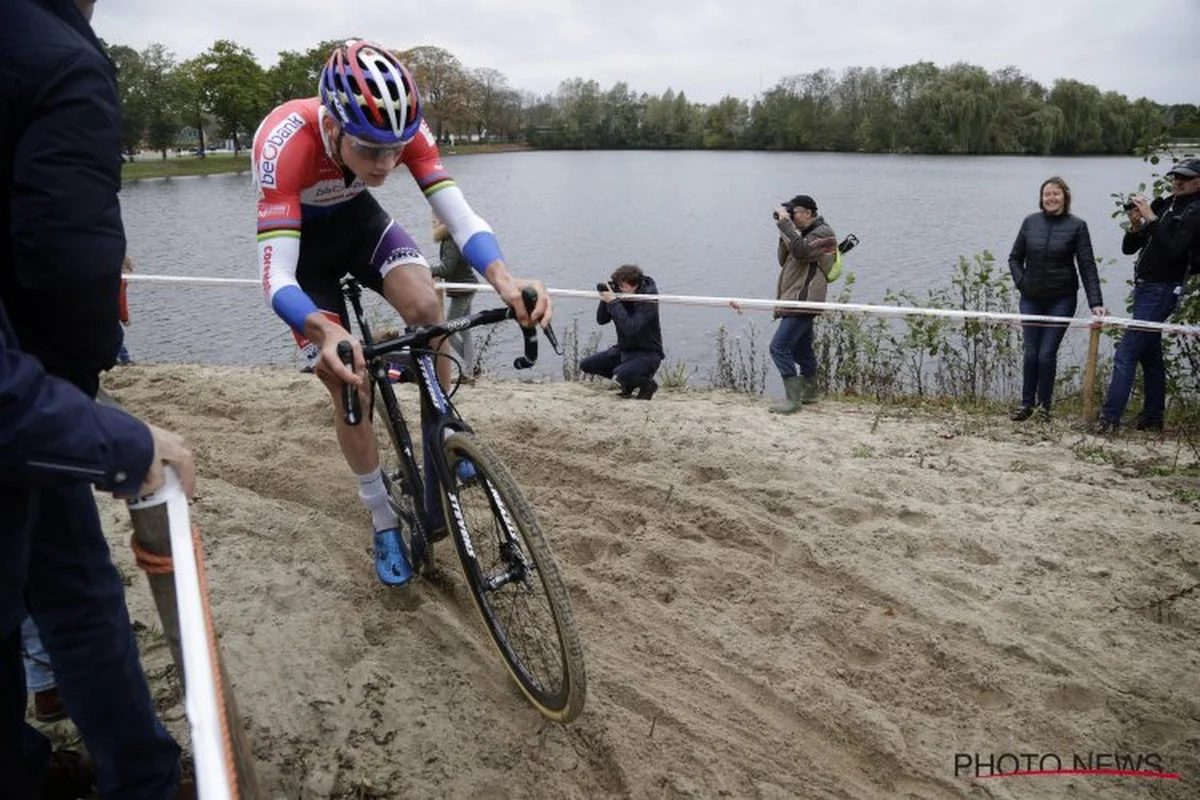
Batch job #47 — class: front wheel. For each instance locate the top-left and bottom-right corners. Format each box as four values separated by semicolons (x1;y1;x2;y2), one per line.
439;433;586;721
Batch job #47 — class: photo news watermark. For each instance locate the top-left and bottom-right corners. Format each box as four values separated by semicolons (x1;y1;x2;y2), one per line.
955;752;1181;781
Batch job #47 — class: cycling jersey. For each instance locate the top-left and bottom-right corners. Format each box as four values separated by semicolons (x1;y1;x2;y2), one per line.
252;98;504;334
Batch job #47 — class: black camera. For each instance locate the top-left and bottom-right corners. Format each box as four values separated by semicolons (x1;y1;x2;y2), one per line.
837;234;859;255
596;281;617;293
1122;199;1137;211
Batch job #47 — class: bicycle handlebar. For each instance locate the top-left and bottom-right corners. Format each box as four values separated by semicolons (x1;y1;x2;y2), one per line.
337;340;362;427
338;283;559;427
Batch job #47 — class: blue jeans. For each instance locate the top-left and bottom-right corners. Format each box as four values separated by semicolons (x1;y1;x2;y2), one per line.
580;346;662;390
20;617;54;694
1;481;181;798
1101;282;1180;424
770;315;817;379
1019;295;1077;409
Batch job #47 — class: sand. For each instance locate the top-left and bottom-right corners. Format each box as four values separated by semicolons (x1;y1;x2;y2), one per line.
93;364;1199;799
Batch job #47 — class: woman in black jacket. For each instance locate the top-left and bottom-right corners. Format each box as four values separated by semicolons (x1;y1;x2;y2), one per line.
1007;176;1106;421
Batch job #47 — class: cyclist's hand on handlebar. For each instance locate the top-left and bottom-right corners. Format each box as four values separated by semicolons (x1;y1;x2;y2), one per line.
500;279;552;328
315;334;363;388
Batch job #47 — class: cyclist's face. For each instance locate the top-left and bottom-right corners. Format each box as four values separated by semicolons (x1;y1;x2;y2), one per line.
339;132;402;186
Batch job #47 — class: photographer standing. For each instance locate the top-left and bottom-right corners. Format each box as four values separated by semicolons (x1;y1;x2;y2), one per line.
580;264;664;400
1097;158;1200;434
768;194;837;414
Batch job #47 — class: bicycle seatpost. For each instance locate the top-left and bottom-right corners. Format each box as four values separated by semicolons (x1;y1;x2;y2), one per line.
337;340;362;425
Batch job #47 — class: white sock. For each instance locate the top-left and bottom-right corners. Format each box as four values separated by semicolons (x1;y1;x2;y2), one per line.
356;468;399;533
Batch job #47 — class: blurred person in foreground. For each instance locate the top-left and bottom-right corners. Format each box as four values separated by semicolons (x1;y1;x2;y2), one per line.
2;0;196;797
1007;176;1106;423
1096;158;1200;434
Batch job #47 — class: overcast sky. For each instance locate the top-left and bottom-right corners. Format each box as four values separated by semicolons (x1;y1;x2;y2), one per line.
96;0;1198;106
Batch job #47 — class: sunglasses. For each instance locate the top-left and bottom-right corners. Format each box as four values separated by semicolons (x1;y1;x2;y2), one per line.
346;136;403;162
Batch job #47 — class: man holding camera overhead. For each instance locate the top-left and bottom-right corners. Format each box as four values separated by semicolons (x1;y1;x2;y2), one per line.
581;264;664;400
768;194;838;414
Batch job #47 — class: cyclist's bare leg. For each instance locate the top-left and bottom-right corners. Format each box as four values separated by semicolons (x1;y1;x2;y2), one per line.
314;371;379;475
381;264;451;389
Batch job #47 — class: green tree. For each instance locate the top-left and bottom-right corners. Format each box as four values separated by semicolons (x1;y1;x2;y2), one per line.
1048;79;1103;154
174;57;210;157
108;44;148;158
400;45;469;140
139;44;183;158
702;96;749;149
267;40;340;105
195;40;271;154
465;67;510;140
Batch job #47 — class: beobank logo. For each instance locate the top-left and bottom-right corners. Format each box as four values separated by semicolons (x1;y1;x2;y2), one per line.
257;113;305;187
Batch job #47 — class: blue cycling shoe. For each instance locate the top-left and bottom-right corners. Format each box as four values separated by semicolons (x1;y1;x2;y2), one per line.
455;458;477;484
373;528;413;586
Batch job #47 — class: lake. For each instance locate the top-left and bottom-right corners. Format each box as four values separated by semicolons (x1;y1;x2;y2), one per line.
119;150;1154;386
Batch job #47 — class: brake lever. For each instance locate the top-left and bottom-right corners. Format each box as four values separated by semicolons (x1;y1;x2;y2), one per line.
542;321;562;356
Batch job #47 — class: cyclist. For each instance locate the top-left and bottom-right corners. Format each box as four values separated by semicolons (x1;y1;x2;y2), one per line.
252;39;551;586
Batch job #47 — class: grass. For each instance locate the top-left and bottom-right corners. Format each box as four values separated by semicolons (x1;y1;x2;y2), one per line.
122;153;251;181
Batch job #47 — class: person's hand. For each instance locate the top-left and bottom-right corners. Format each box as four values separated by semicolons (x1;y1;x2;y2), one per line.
313;329;362;388
1090;305;1108;317
497;277;552;327
599;288;616;303
1131;195;1156;223
773;206;790;221
136;424;195;500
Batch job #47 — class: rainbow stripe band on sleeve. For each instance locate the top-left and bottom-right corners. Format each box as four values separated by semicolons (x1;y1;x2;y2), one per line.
417;169;455;197
257;227;301;241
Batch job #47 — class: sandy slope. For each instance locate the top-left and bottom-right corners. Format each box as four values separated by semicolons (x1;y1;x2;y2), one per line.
95;364;1200;799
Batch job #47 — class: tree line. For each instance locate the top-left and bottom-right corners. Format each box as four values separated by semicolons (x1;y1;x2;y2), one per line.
106;38;1199;158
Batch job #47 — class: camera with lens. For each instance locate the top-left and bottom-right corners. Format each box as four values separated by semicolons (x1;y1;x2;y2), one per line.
837;234;859;255
596;280;618;293
1122;199;1138;211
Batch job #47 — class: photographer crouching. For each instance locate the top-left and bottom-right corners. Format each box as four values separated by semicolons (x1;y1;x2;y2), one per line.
580;264;664;400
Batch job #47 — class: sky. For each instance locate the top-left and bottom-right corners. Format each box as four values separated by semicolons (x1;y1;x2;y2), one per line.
96;0;1199;106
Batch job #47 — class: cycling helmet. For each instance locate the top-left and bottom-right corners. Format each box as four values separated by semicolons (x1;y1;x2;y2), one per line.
319;39;422;145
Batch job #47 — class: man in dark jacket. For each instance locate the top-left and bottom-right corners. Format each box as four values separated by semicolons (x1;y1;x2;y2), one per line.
581;264;664;400
2;1;195;796
1097;158;1200;433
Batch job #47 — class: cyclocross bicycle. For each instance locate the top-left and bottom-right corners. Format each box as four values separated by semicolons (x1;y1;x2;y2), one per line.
337;276;586;722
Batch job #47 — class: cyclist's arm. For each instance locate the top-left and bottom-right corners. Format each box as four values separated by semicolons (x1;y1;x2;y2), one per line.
403;125;548;322
254;139;357;382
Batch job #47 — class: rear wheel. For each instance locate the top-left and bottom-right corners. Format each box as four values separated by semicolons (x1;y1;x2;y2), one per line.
439;432;586;721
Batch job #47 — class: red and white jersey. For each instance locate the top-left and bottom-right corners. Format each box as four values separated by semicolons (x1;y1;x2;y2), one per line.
251;98;496;332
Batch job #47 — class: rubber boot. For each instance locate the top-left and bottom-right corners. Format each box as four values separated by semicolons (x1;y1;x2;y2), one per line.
769;376;803;414
798;374;820;405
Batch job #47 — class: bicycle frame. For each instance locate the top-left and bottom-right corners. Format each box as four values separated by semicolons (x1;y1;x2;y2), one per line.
339;276;553;556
